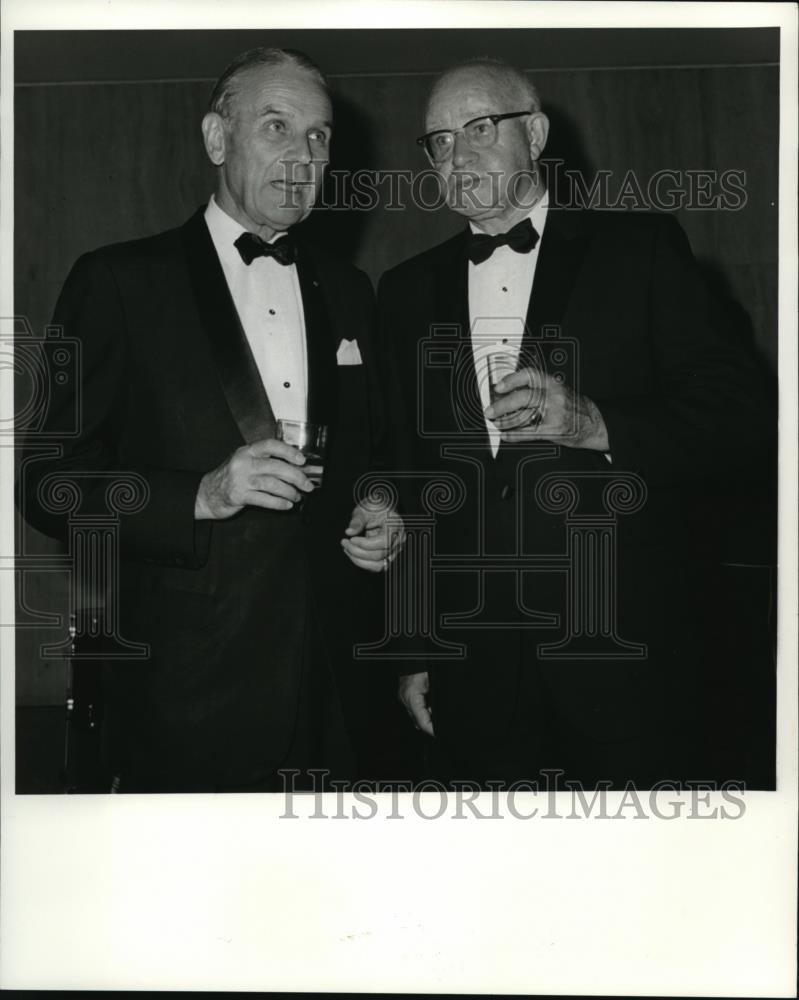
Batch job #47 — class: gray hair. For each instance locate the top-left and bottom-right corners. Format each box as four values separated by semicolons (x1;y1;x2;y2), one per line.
208;47;329;121
428;57;541;114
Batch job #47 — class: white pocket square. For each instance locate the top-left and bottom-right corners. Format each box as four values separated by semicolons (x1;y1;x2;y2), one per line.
336;338;363;366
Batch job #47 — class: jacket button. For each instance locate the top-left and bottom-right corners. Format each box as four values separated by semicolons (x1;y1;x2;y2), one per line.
500;484;514;500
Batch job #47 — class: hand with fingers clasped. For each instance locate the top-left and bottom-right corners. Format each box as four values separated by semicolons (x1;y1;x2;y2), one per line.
340;495;406;573
194;438;314;520
485;366;610;452
398;671;434;737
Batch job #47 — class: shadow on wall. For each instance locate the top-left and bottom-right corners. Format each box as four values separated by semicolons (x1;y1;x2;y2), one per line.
299;92;378;261
694;255;777;569
541;104;598;194
697;256;777;382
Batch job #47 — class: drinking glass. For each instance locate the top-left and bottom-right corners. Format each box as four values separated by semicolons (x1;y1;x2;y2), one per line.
275;419;328;487
486;350;517;405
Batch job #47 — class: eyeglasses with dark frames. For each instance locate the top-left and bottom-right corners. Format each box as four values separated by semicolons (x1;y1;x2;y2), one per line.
417;110;534;162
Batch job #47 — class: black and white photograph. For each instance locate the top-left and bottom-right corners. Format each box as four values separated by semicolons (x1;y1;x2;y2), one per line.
1;1;796;994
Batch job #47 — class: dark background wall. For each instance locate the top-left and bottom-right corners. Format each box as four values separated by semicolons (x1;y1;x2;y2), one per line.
14;28;779;706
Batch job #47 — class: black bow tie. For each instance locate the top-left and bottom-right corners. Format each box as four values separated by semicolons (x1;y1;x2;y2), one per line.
466;218;539;265
235;231;297;266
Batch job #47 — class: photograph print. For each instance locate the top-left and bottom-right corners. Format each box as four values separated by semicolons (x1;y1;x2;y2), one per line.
12;25;779;796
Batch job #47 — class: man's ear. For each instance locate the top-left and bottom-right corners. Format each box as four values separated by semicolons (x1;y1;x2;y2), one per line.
527;112;550;162
202;112;226;166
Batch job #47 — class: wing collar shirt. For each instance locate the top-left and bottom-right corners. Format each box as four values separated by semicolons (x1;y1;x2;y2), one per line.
205;194;308;422
468;191;548;458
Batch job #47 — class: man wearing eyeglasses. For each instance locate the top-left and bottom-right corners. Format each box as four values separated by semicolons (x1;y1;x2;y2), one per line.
378;58;772;788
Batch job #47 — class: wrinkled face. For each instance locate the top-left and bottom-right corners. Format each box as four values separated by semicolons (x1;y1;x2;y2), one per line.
203;63;332;237
424;68;547;232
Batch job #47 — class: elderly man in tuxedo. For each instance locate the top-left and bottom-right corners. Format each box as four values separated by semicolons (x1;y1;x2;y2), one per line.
21;47;396;792
379;58;771;788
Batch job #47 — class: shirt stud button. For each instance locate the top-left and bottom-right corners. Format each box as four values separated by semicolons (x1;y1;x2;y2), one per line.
283;381;290;388
268;308;276;315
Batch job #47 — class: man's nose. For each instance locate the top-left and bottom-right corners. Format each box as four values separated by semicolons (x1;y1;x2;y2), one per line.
293;135;315;165
282;153;314;184
451;131;476;167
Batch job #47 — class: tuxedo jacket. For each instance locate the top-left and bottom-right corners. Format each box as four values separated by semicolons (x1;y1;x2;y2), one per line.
22;208;383;789
377;209;772;765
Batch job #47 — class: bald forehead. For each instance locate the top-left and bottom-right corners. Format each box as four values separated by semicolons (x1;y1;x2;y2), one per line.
426;65;531;125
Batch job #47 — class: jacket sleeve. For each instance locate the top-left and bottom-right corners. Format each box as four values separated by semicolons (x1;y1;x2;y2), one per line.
18;250;212;568
596;214;774;488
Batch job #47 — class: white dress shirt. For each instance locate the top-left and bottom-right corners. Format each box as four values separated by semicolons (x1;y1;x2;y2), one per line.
469;193;549;457
204;195;308;422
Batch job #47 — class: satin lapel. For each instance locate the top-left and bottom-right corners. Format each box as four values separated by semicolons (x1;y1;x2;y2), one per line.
294;246;337;431
181;209;276;444
521;208;591;358
433;232;490;445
